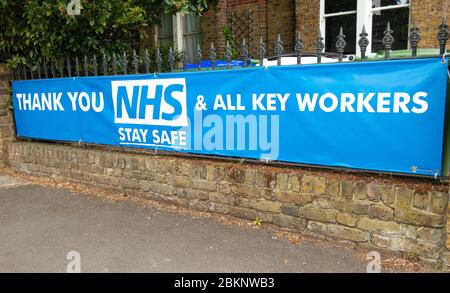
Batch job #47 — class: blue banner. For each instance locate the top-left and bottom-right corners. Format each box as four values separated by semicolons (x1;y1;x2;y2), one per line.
12;58;449;176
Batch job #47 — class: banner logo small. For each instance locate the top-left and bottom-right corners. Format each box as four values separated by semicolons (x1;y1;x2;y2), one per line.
111;79;188;127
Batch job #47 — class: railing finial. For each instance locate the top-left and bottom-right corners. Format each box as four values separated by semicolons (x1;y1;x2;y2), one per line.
122;51;128;74
274;34;284;66
83;55;88;76
225;41;232;69
438;16;449;55
358;25;369;60
195;44;202;71
241;38;249;67
382;22;394;59
92;54;98;76
316;29;324;64
210;42;217;70
102;53;108;76
168;47;175;72
257;36;266;67
132;50;139;74
409;18;420;57
336;27;346;62
67;58;72;77
144;49;150;73
295;31;304;65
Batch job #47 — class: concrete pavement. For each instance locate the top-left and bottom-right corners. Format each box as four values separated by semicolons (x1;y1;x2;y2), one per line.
0;175;429;273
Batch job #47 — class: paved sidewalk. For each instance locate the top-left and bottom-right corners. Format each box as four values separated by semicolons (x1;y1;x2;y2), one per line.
0;175;428;273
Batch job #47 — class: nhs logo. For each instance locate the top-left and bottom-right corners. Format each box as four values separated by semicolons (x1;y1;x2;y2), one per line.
111;78;187;127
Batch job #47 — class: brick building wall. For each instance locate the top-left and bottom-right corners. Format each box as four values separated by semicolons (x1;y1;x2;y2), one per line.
201;0;295;55
294;0;320;52
411;0;450;49
201;0;228;56
199;0;449;56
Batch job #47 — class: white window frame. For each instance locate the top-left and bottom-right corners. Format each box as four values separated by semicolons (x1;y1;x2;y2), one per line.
320;0;411;57
156;13;201;59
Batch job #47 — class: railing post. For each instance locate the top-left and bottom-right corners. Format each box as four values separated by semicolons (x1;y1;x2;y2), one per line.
409;19;420;58
257;36;266;67
180;49;188;72
112;53;117;75
295;32;304;65
382;22;394;59
132;50;139;74
102;54;108;76
275;34;284;66
50;62;56;78
168;47;175;72
336;27;346;62
241;38;249;67
195;44;202;71
155;47;162;73
122;51;128;75
58;60;64;77
316;30;324;64
358;25;369;61
226;41;232;69
92;54;98;76
210;42;217;70
438;17;449;55
43;63;49;78
29;65;34;80
67;58;72;77
144;49;150;74
83;55;88;76
37;63;42;79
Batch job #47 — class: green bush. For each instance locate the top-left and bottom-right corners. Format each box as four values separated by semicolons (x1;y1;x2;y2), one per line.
0;0;217;68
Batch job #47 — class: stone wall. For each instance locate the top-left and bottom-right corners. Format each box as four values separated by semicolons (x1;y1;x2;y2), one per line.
0;65;14;167
8;141;450;266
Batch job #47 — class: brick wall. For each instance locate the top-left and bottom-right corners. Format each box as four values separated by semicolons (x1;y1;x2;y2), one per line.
200;0;296;56
266;0;296;55
294;0;320;52
201;0;228;55
411;0;450;49
148;0;449;58
0;65;14;167
8;141;450;264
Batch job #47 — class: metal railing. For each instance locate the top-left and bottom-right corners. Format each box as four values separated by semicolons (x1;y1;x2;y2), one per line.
11;17;450;81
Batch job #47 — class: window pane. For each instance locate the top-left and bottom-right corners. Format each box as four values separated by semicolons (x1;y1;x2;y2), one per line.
325;14;357;54
184;15;202;62
158;14;173;47
325;0;357;14
372;0;409;8
371;7;409;52
184;14;201;34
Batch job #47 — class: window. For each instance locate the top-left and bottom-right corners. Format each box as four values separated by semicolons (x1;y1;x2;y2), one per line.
371;0;410;53
323;0;357;54
320;0;410;55
157;14;202;62
158;14;174;48
183;15;202;62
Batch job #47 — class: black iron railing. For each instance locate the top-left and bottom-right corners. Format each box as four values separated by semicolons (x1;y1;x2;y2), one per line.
10;17;450;81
